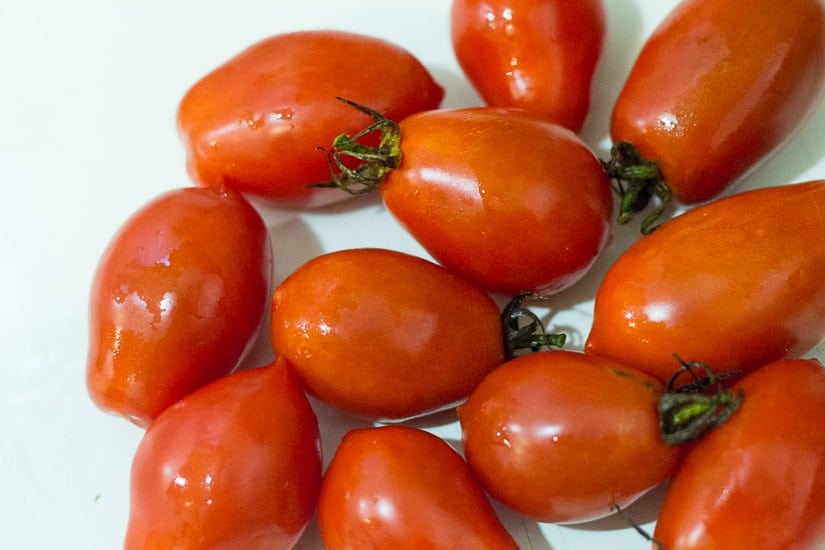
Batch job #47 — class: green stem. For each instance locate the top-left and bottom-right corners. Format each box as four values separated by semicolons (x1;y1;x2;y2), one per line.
501;293;567;360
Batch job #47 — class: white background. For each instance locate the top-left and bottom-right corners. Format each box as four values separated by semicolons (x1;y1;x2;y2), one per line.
2;1;824;548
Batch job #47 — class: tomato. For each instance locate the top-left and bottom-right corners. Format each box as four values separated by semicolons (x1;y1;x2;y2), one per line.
458;350;682;524
177;30;444;207
585;180;825;383
86;186;271;427
124;358;322;549
653;358;825;549
607;0;825;228
270;248;505;421
318;425;518;549
322;104;613;295
451;0;605;131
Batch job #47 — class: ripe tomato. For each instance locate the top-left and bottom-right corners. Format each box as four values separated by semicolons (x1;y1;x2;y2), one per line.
608;0;825;227
653;358;825;549
458;350;682;524
124;358;322;550
585;180;825;383
318;425;518;550
323;104;613;295
177;30;444;207
270;248;505;421
86;186;271;427
451;0;605;131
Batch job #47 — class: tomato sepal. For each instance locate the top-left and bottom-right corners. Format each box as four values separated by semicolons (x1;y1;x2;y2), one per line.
502;292;567;360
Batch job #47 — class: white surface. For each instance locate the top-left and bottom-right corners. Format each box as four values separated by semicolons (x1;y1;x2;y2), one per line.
2;1;824;548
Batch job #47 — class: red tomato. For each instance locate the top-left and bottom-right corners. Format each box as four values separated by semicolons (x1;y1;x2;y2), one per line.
585;180;825;383
124;358;322;550
318;425;518;550
458;350;682;524
270;248;505;421
323;105;612;295
607;0;825;228
177;30;444;207
86;186;271;427
451;0;605;131
654;358;825;549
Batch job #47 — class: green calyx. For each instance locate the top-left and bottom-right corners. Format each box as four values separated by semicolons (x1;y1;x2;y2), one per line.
502;293;567;360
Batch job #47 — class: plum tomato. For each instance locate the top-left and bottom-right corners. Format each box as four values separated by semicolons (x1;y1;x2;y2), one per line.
458;349;682;524
585;180;825;383
451;0;605;131
269;248;506;421
318;425;518;550
124;358;322;550
86;186;271;427
177;30;444;207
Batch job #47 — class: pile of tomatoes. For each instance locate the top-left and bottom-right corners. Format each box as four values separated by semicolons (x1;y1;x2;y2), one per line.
86;1;825;549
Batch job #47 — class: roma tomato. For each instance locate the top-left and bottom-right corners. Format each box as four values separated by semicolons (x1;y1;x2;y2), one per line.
86;186;271;427
607;0;825;229
654;358;825;550
177;30;444;206
270;248;505;421
458;350;682;524
318;426;518;550
323;104;613;295
585;180;825;383
451;0;605;131
124;358;322;550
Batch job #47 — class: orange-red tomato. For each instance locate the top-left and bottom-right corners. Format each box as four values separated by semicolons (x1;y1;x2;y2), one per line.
610;0;825;211
270;248;505;421
458;350;682;524
86;186;271;427
654;358;825;549
585;180;825;383
318;426;518;549
124;358;322;550
177;30;444;206
451;0;605;131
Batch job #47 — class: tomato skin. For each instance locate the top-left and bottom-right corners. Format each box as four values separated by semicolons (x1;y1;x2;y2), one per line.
585;180;825;383
653;358;825;549
611;0;825;204
177;30;444;206
270;248;504;421
451;0;605;131
458;350;682;524
318;425;518;550
123;358;322;550
86;186;271;427
381;107;612;296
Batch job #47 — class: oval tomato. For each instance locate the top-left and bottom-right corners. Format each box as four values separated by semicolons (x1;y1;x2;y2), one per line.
177;30;444;206
585;180;825;383
270;248;505;421
124;358;322;550
607;0;825;226
458;350;682;524
654;358;825;549
318;425;518;550
451;0;605;131
86;186;271;427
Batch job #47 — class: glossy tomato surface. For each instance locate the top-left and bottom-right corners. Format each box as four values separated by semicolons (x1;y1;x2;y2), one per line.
124;358;322;550
654;358;825;549
611;0;825;204
178;30;444;206
451;0;605;131
458;350;682;524
382;107;612;296
86;186;271;427
585;180;825;383
318;425;518;550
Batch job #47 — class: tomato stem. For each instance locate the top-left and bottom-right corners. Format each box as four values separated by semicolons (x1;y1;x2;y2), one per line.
658;356;744;446
601;142;671;234
313;97;402;195
501;293;567;359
